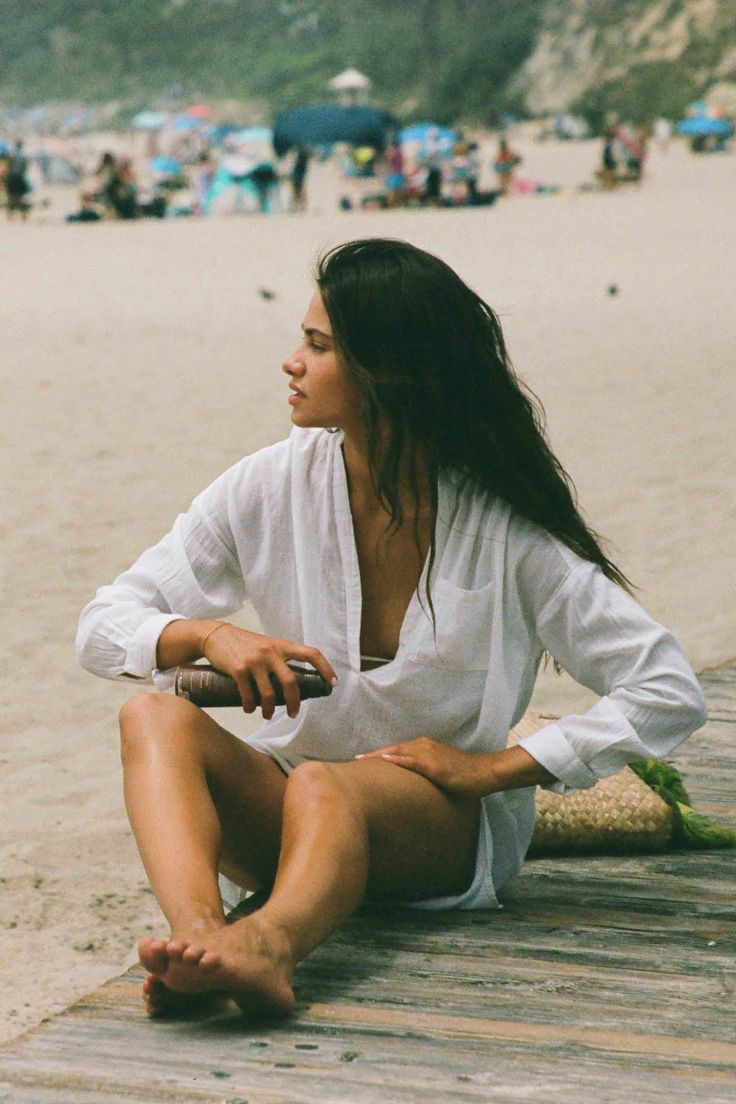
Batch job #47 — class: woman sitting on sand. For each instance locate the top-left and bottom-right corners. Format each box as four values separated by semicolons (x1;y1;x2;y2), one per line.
76;238;705;1019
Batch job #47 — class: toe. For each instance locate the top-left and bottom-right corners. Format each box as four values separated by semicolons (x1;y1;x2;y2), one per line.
138;937;169;975
182;943;206;964
198;951;221;972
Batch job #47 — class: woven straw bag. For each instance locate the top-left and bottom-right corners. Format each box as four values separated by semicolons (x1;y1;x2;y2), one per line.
509;713;673;856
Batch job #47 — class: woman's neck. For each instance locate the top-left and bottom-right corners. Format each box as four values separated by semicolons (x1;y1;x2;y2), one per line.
341;430;432;520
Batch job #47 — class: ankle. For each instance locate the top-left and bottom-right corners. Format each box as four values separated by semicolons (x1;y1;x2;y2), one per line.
168;904;226;936
245;910;298;974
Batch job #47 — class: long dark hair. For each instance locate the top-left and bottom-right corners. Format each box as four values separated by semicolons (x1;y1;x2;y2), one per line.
316;238;632;610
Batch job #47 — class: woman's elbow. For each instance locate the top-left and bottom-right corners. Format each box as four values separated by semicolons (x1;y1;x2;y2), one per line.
683;680;707;736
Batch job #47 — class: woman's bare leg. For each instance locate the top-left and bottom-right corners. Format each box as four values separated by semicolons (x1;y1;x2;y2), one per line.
118;693;287;1013
157;757;480;1016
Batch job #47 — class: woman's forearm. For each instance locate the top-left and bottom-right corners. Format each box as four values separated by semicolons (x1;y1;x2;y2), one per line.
479;745;556;795
156;619;224;671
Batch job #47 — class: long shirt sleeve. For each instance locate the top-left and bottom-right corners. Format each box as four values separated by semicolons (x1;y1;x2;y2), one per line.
76;475;246;685
512;538;707;794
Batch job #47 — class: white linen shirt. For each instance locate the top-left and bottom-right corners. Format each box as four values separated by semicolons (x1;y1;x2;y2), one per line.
77;427;706;906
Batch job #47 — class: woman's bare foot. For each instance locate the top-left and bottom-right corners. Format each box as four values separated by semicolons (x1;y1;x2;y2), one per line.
137;915;295;1019
138;920;225;1017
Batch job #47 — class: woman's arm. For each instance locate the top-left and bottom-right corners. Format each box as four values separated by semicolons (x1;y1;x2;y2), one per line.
356;739;555;800
515;559;707;794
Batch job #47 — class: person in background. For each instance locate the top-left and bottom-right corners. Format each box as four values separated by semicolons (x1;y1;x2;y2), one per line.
600;127;618;190
383;139;406;208
290;147;310;212
494;136;520;196
6;140;31;220
466;142;481;205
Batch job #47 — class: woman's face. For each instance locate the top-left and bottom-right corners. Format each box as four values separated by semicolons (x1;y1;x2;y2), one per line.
282;292;364;436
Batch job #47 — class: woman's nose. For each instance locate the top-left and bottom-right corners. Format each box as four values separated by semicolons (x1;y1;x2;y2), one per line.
282;351;305;376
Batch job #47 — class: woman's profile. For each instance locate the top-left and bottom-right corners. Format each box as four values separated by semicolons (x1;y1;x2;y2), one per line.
77;238;705;1019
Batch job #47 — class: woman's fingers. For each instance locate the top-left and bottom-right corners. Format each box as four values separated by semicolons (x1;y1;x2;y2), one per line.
234;671;258;714
201;626;337;717
271;658;300;719
251;664;278;720
286;643;338;688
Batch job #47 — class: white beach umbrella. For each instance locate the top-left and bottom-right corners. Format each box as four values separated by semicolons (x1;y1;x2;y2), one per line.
328;68;372;92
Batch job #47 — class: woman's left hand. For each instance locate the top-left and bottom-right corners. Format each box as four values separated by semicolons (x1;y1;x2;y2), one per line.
356;737;490;800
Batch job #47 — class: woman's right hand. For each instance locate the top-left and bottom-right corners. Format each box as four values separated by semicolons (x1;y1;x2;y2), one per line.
201;623;337;720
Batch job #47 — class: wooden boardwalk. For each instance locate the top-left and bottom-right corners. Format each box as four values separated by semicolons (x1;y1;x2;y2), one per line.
2;664;734;1104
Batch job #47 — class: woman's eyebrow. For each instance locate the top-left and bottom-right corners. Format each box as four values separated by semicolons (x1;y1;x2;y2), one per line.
302;326;333;341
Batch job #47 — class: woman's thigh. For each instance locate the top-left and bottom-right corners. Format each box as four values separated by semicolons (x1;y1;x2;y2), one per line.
199;720;288;890
122;693;288;890
321;759;480;903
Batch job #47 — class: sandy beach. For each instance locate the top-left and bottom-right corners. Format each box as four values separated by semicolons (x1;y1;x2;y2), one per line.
1;136;735;1044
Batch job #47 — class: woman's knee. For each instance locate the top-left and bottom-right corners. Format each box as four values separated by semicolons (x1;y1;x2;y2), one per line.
118;692;204;762
285;760;361;818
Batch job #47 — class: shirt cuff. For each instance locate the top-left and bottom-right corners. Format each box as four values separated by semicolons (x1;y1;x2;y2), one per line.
517;722;599;794
123;613;185;681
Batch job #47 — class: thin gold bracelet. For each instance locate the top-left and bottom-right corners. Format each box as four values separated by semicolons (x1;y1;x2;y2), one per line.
200;621;226;656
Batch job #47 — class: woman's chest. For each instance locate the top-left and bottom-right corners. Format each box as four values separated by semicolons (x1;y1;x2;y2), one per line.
353;516;429;660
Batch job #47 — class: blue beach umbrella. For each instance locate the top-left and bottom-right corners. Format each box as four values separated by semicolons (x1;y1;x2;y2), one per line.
399;122;456;145
273;105;398;157
677;116;733;137
172;115;201;132
206;122;241;145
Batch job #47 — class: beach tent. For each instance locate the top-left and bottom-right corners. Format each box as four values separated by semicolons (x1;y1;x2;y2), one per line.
273;105;398;156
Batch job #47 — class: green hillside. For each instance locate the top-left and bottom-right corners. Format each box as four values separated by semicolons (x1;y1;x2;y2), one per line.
2;1;734;127
0;0;544;124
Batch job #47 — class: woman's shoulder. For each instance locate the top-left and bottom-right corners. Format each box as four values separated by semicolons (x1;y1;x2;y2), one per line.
211;428;335;489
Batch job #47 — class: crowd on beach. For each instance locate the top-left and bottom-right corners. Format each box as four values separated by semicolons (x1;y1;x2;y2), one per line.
1;103;732;224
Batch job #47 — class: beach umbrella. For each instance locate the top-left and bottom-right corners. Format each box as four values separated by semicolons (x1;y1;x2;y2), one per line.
172;114;202;132
677;116;733;137
151;155;183;177
228;126;274;146
399;122;456;146
328;68;371;92
132;110;167;131
207;122;242;145
273;105;398;156
185;104;212;119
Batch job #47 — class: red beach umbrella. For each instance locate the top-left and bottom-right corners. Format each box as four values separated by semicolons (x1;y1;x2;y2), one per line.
185;104;212;119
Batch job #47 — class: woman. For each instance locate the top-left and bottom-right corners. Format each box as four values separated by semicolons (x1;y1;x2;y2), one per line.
77;238;705;1019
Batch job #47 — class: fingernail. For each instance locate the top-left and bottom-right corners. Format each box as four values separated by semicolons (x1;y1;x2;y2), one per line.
354;753;365;759
330;677;338;687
